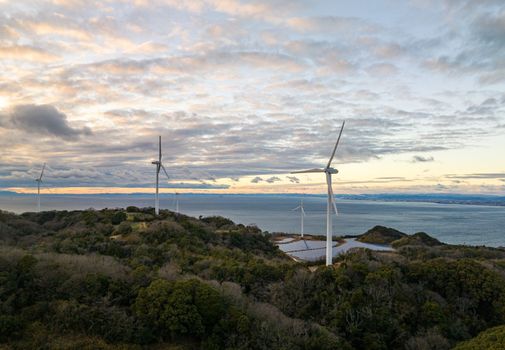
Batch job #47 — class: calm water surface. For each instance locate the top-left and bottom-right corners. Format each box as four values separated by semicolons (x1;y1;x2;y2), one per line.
1;194;504;247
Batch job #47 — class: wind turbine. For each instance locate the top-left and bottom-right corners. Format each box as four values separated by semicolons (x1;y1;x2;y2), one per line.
35;163;46;212
292;121;345;266
292;199;306;238
151;136;170;215
174;192;179;213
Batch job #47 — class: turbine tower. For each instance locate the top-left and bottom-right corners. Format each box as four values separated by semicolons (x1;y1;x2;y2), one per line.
35;163;46;212
292;121;345;266
292;199;306;238
175;192;179;213
151;136;170;215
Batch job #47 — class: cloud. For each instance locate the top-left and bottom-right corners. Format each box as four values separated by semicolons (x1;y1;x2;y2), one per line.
412;155;435;163
4;104;92;140
0;45;58;62
207;0;298;22
265;176;281;183
447;173;505;179
166;182;229;189
286;176;299;183
28;21;92;41
0;1;503;192
250;176;264;183
366;63;398;77
286;16;379;34
420;4;505;84
474;11;505;47
435;183;448;191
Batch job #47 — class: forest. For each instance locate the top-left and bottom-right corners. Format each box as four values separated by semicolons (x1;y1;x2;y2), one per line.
1;207;505;349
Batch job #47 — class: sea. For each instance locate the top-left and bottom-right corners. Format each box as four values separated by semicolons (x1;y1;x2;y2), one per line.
1;193;504;247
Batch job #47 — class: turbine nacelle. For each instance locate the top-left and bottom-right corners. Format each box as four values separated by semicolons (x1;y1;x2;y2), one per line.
325;167;338;174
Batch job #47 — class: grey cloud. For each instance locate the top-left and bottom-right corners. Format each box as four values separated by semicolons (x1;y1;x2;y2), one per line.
251;176;264;183
265;176;281;183
165;182;229;189
482;98;497;105
464;97;502;115
474;12;505;46
421;6;505;84
446;173;505;179
435;183;448;191
412;155;434;163
5;104;92;140
286;176;299;183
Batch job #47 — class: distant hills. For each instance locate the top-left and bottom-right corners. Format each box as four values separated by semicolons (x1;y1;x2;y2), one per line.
336;193;505;206
356;225;408;244
357;225;444;247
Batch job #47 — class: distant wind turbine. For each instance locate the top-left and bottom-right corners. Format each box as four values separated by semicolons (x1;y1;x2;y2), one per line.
292;199;306;238
292;120;345;266
151;136;170;215
35;163;46;212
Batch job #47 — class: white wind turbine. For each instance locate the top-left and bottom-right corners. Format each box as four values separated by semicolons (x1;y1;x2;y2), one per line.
292;121;345;266
291;199;306;238
174;192;179;213
151;136;170;215
35;163;46;212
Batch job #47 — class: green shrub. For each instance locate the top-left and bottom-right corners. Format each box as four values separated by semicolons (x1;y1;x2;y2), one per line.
133;279;226;340
111;212;127;225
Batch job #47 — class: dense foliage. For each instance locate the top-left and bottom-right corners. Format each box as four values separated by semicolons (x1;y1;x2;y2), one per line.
1;208;505;349
453;325;505;349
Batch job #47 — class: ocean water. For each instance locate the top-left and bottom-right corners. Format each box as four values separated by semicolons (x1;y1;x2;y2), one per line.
1;193;504;247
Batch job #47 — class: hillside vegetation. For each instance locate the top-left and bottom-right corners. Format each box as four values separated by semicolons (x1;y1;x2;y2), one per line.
356;225;407;244
453;325;505;349
1;208;505;349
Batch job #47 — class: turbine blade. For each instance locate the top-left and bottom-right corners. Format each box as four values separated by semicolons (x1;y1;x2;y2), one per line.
161;164;170;181
301;207;306;216
39;163;46;180
291;206;301;211
158;136;162;162
291;168;325;174
328;181;339;215
326;120;345;169
41;182;53;193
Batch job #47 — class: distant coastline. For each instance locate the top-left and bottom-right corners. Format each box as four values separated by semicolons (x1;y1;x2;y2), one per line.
1;190;504;207
334;193;505;207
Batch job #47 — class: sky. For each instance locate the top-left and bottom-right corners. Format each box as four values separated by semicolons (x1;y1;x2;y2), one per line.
0;0;504;195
